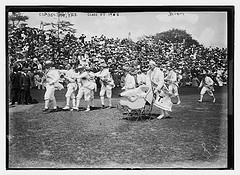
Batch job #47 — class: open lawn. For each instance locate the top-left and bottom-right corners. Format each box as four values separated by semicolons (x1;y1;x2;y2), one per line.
7;86;228;169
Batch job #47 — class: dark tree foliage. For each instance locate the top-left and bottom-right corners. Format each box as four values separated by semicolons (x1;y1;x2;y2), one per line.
154;28;200;47
42;20;77;34
8;12;29;30
59;21;76;34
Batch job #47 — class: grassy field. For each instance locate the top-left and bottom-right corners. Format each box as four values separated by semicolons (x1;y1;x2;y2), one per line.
7;86;228;169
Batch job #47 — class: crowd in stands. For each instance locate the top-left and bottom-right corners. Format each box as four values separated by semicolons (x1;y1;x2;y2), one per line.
8;26;228;94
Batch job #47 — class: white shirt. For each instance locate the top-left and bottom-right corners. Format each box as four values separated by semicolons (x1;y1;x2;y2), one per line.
95;68;115;87
65;69;77;83
165;70;177;83
137;73;146;85
46;68;60;85
123;73;136;90
200;76;214;88
146;67;164;91
75;71;89;85
59;69;77;83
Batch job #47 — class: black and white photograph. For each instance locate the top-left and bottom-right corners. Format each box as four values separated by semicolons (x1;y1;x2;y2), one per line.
5;5;234;171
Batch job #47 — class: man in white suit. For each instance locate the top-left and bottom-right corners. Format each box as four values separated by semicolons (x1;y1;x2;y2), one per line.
42;61;63;113
95;62;115;109
73;65;96;111
60;64;78;110
198;73;216;103
165;66;181;105
87;66;97;108
146;60;172;119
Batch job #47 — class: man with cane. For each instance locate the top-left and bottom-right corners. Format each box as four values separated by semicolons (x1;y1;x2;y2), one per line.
146;60;173;119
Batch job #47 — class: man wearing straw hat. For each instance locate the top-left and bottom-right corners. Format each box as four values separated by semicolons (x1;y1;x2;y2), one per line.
42;61;63;113
146;60;173;119
95;61;115;109
60;64;78;110
73;65;94;111
85;65;97;109
198;72;216;103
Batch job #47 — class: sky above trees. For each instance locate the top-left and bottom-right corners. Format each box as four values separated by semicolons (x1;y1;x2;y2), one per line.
21;12;227;48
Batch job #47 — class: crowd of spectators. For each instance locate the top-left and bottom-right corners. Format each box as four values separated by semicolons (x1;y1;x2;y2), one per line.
8;26;228;91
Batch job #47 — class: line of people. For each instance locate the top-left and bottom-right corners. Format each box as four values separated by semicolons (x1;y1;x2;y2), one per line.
119;60;216;119
42;58;216;118
42;60;115;113
9;66;35;106
10;56;216;121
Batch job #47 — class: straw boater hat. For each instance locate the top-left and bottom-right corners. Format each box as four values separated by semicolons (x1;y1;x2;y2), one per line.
45;60;53;66
149;60;156;66
77;65;85;70
33;58;38;62
85;66;91;70
130;68;138;75
122;65;130;72
100;63;108;68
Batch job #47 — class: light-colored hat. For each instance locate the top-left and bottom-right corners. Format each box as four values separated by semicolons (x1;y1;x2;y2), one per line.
149;60;156;66
100;63;108;68
130;68;138;75
96;54;101;58
77;65;85;69
85;66;91;70
93;58;99;62
123;66;130;71
45;60;52;65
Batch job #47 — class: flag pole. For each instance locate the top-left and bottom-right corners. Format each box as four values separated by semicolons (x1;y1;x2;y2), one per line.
57;12;60;57
40;21;42;30
58;12;60;42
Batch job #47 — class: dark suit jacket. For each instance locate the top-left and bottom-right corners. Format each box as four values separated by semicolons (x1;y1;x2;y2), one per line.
10;71;21;89
19;73;30;90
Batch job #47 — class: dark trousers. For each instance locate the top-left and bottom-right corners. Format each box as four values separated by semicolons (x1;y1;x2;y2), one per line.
20;89;30;104
11;88;20;105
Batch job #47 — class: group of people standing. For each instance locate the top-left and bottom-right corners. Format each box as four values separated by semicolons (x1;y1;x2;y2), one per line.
120;59;216;119
13;58;216;119
120;60;182;119
9;66;34;106
41;59;181;119
42;60;115;113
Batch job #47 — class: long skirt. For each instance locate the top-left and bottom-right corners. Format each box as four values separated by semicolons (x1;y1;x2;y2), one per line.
153;90;172;111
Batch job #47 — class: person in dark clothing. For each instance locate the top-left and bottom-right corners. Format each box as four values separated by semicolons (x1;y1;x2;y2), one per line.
79;34;86;43
19;68;31;104
27;70;35;89
10;67;21;105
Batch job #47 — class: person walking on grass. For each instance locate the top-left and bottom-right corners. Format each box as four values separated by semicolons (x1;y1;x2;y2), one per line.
42;61;63;113
165;65;181;105
60;64;78;110
95;62;115;109
87;66;97;109
146;60;173;119
198;73;216;103
73;65;96;111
